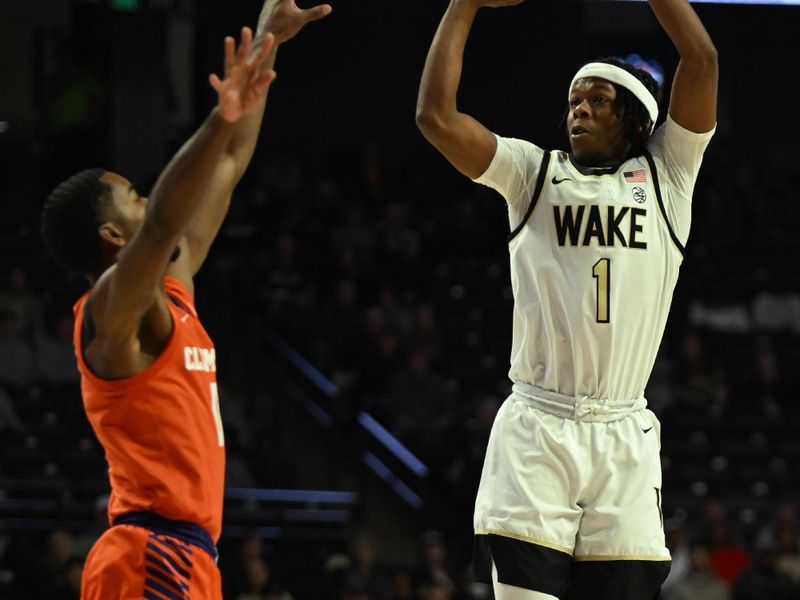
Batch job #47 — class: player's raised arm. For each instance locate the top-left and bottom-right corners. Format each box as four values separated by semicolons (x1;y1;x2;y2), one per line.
93;30;278;351
648;0;717;133
181;0;331;276
416;0;523;180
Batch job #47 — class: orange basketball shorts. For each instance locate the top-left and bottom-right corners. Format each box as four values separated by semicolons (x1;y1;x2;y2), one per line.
81;524;222;599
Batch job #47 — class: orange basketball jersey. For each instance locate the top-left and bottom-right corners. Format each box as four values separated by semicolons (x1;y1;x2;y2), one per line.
73;276;225;542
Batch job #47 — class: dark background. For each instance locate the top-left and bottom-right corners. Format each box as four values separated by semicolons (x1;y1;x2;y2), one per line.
2;1;800;599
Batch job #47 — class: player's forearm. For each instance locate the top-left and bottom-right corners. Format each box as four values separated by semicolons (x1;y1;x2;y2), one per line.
648;0;717;64
416;0;479;132
223;18;279;180
146;109;235;236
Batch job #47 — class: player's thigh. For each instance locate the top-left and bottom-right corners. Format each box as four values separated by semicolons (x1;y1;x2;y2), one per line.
476;534;573;598
493;561;560;600
474;396;582;551
82;525;149;599
575;409;668;561
566;560;670;600
82;525;222;600
569;409;670;599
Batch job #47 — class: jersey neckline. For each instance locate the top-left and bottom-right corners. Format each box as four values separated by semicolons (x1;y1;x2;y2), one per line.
567;153;630;177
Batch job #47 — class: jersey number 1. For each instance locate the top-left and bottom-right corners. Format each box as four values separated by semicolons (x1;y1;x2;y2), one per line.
592;258;610;323
209;382;225;447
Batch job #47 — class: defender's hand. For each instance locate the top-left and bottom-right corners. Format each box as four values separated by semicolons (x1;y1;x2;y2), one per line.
209;28;277;123
261;0;332;45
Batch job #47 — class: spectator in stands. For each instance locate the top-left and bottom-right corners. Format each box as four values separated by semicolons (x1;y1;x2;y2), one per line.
332;205;376;262
389;570;414;600
323;278;368;393
0;524;19;599
344;533;390;600
415;531;455;599
236;556;272;600
227;531;270;598
0;268;42;338
379;352;454;463
35;313;80;385
0;386;26;436
32;529;77;598
703;500;752;585
674;332;728;414
748;346;786;418
732;536;798;600
62;557;83;600
322;552;351;599
755;503;800;584
774;528;800;584
661;523;692;595
665;540;729;600
73;494;108;558
341;584;370;600
358;308;401;399
407;304;442;361
0;311;36;389
419;579;453;600
262;585;294;600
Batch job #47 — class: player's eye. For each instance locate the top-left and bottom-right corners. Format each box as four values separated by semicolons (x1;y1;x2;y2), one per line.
569;99;581;108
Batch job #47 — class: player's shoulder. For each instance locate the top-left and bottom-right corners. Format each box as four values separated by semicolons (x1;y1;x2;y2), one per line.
494;135;547;162
647;115;716;155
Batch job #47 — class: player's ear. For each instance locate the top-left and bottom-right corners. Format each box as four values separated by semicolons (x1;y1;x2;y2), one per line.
98;222;127;248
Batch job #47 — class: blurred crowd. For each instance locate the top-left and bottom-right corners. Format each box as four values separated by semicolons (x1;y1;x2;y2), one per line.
2;26;800;596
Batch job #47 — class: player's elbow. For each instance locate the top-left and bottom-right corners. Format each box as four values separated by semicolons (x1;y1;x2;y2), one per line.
700;43;718;67
415;108;453;145
416;107;441;133
687;42;718;71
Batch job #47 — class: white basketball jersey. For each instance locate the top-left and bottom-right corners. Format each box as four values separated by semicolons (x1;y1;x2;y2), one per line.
475;116;715;401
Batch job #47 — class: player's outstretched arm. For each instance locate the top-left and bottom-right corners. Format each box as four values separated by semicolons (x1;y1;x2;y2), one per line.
416;0;523;180
181;0;331;276
88;30;277;378
649;0;717;133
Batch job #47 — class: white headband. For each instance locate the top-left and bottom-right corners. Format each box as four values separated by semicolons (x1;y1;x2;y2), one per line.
569;62;659;132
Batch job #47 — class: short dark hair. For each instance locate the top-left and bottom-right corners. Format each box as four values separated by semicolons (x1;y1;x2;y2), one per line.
40;168;113;274
595;57;662;156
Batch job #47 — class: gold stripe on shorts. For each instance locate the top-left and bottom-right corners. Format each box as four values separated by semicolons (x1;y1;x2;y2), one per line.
573;554;671;562
475;528;573;556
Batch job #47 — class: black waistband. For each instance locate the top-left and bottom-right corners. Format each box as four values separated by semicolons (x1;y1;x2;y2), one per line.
113;512;217;561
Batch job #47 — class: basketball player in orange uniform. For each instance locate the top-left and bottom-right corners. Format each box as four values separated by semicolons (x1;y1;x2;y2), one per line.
39;1;331;598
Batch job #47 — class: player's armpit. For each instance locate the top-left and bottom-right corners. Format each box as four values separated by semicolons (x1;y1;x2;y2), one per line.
83;266;173;379
416;111;499;180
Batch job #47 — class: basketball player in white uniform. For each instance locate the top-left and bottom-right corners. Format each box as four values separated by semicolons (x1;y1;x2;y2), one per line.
416;1;717;598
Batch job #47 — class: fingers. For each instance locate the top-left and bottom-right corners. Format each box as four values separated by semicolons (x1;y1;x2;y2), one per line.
244;32;274;74
252;32;276;66
208;72;223;92
224;36;235;75
251;69;277;96
237;27;253;63
302;3;332;22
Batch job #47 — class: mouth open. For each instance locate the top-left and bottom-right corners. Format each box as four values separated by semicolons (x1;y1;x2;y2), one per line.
571;125;589;137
